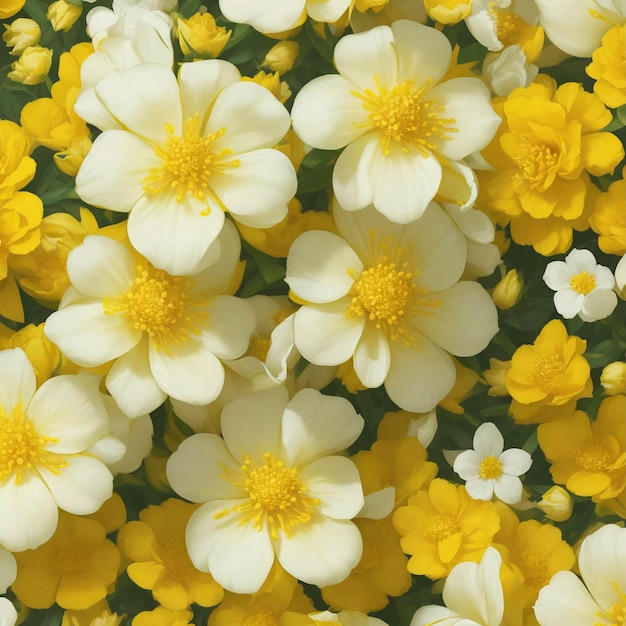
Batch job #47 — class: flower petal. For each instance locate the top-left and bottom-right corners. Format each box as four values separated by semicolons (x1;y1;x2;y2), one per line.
499;448;532;476
473;422;504;459
353;323;391;388
0;347;36;417
218;0;305;34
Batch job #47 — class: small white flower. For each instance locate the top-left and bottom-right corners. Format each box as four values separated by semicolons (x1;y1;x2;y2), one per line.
453;422;532;504
543;248;618;322
482;45;538;96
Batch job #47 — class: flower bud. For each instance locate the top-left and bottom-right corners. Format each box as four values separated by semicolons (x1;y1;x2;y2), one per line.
2;18;41;56
177;12;230;58
483;45;538;97
47;0;82;32
536;486;573;522
424;0;471;24
8;46;53;85
262;40;299;73
492;269;522;310
600;361;626;396
483;358;511;397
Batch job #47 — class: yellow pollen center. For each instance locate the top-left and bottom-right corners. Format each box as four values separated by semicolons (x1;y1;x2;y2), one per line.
574;437;613;472
103;264;207;348
243;608;279;626
143;114;238;206
246;336;271;362
569;271;597;295
354;540;381;574
356;78;457;156
489;4;525;41
425;514;459;542
510;136;560;190
217;453;319;540
479;455;503;480
0;403;65;485
54;544;87;575
529;353;563;391
517;548;549;588
160;540;196;582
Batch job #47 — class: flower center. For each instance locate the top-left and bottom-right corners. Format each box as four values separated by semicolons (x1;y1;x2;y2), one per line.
424;514;459;542
0;403;65;485
489;4;525;41
219;453;319;540
246;335;271;362
160;540;197;582
529;353;563;391
479;455;503;480
510;135;561;190
356;78;457;156
244;608;279;626
574;437;613;471
569;271;597;295
54;544;87;575
354;540;381;573
103;264;207;348
143;115;238;205
517;548;549;588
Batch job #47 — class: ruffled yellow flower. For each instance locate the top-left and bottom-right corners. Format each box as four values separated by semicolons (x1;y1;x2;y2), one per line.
505;319;592;424
424;0;472;24
481;76;624;255
117;498;224;611
393;478;501;579
177;11;231;58
11;512;120;610
586;25;626;109
0;120;35;203
8;45;53;85
601;361;626;396
47;0;82;31
2;18;41;56
589;168;626;255
538;396;626;500
85;494;127;535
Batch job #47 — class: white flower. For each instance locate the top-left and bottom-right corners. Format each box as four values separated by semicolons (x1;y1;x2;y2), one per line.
311;610;390;625
543;248;618;322
0;598;17;626
166;385;365;594
482;45;538;96
534;0;626;57
534;524;626;625
290;20;500;224
411;547;504;626
453;422;532;504
44;222;256;419
0;548;16;594
285;200;499;413
75;59;296;275
0;348;114;552
219;0;350;34
615;253;626;299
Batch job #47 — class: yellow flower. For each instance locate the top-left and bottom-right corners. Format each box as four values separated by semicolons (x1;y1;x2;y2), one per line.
54;136;93;177
601;362;626;396
2;18;41;56
0;120;36;203
321;517;411;613
62;600;124;626
47;0;82;32
538;396;626;500
424;0;472;24
586;25;626;109
505;319;592;424
85;494;127;535
8;45;53;85
481;77;624;255
0;0;25;19
492;269;522;310
12;512;120;610
207;565;315;626
10;207;99;306
393;478;500;579
589;168;626;256
177;11;230;58
483;357;511;397
117;498;224;611
262;40;299;73
438;358;481;414
536;486;573;522
132;607;194;626
243;70;292;103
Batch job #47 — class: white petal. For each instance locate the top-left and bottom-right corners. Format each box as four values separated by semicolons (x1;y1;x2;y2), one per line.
127;191;225;276
285;231;362;304
553;289;584;318
580;289;618;322
499;448;532;476
209;150;295;228
0;348;36;417
218;0;305;33
385;336;455;412
281;388;364;467
149;340;225;406
453;450;481;481
67;236;135;299
0;473;58;552
565;248;597;273
291;75;367;150
75;130;157;212
410;606;459;626
95;64;182;143
358;486;396;520
464;478;495;501
306;0;351;22
473;422;504;459
299;456;364;519
594;265;615;290
44;302;142;368
543;261;572;291
411;282;498;356
166;433;246;502
275;516;362;587
0;549;16;594
492;474;523;504
209;81;291;153
444;203;494;245
186;499;275;593
353;323;391;388
106;338;167;419
39;455;113;515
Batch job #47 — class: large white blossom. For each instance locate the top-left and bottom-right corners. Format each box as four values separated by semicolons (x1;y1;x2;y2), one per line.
166;386;365;593
75;59;296;275
285;200;499;413
291;20;500;224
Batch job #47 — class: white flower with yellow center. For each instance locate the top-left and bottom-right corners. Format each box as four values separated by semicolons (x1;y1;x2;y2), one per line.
166;385;365;594
0;348;114;552
543;248;618;322
44;221;255;419
75;59;297;275
452;422;532;504
534;524;626;625
285;200;499;413
290;20;500;224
